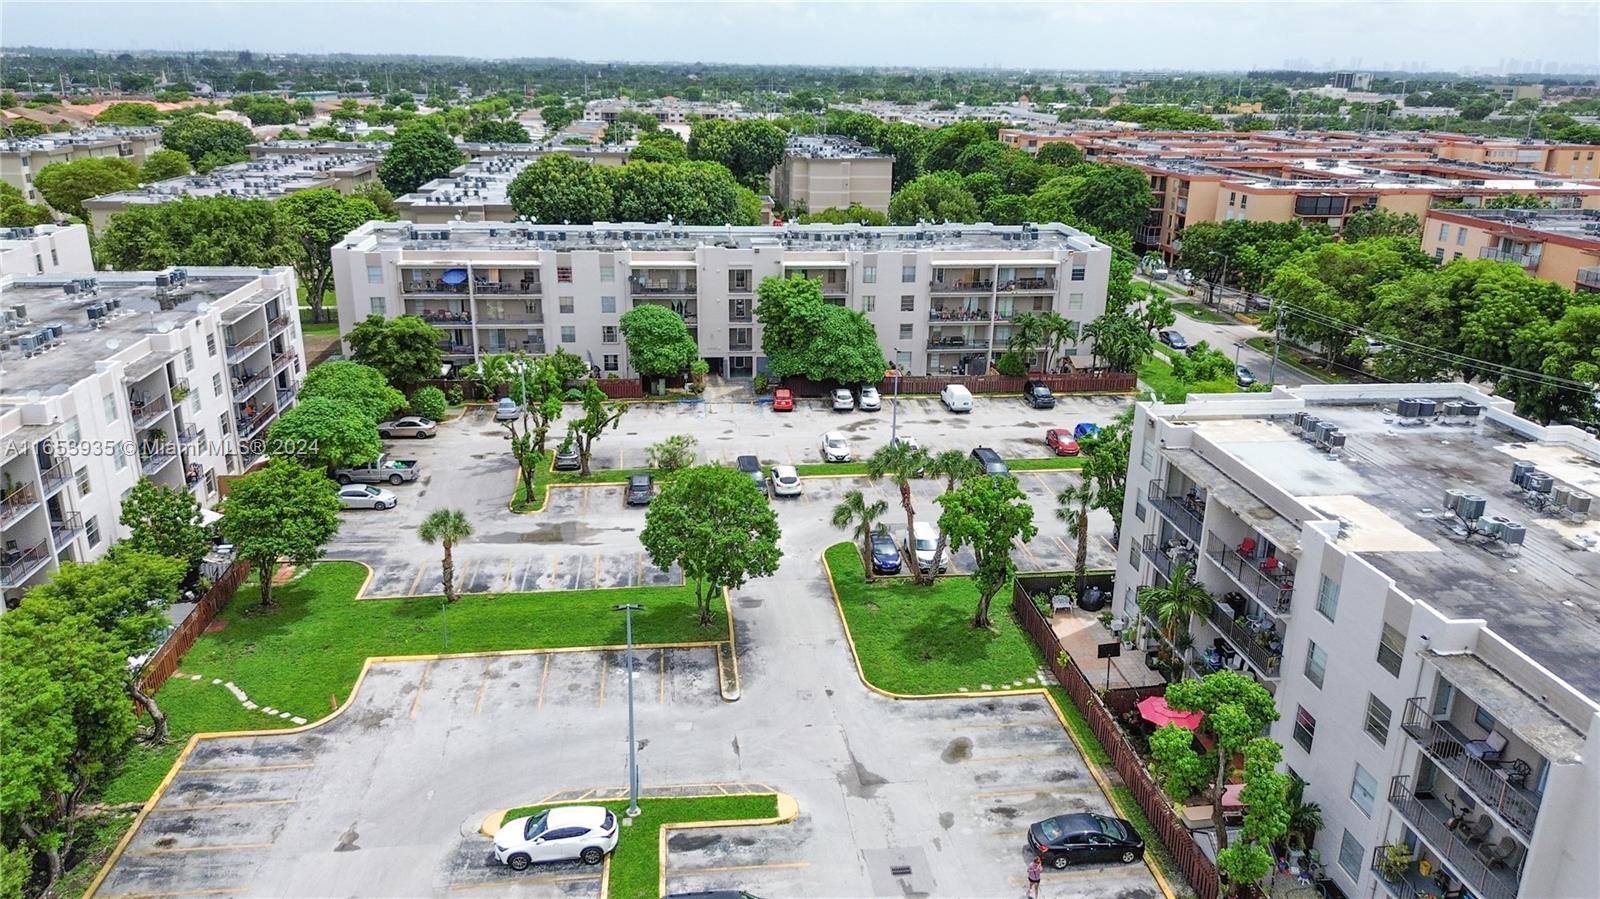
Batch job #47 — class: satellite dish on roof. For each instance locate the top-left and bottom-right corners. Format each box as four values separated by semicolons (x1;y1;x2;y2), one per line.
106;339;121;350
196;303;210;313
156;322;174;334
25;390;42;403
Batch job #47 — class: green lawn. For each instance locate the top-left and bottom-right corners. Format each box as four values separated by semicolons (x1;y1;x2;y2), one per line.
1171;302;1231;324
1244;337;1345;384
511;456;665;511
824;542;1043;695
1137;354;1240;403
499;795;779;899
299;307;340;337
101;562;722;802
44;810;138;899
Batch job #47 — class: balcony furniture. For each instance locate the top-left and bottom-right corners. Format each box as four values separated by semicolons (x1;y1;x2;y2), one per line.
1475;836;1518;869
1456;814;1492;846
1238;537;1256;555
1050;594;1074;615
1466;732;1507;763
1495;758;1531;789
1261;556;1282;574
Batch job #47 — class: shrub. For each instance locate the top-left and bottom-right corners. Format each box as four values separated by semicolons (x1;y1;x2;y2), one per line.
409;386;447;420
646;434;698;471
562;387;584;402
446;385;465;405
994;350;1027;377
752;373;769;394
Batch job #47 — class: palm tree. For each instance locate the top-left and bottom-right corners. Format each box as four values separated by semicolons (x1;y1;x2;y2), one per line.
1055;478;1096;599
1040;310;1078;372
418;508;473;603
867;441;933;585
1008;311;1048;370
832;489;888;582
925;450;980;583
1137;560;1211;647
1282;775;1324;856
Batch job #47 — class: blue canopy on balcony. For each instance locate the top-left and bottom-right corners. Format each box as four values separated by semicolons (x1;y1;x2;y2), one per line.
440;268;468;285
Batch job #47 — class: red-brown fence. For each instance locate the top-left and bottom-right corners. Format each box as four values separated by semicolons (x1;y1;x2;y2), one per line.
595;378;646;399
780;370;1137;397
420;377;648;402
1012;581;1225;899
138;560;250;695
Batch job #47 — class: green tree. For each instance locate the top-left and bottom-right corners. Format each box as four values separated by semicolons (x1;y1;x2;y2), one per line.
118;478;210;571
1139;560;1212;647
345;315;445;394
33;156;141;219
640;464;783;628
1027;165;1154;237
1150;723;1211;801
1160;670;1282;854
687;118;787;189
1038;311;1079;373
831;488;890;582
140;148;192;181
1081;309;1151;371
220;458;342;608
607;159;751;225
1078;408;1133;540
620;304;699;385
1263;238;1431;367
539;101;581;133
507;153;614;224
161;115;255;169
268;396;382;470
1055;478;1096;599
798;204;890;225
275;188;381;323
888;171;980;224
196;148;250;173
0;182;53;226
1139;290;1177;336
755;275;886;384
462;119;529;143
95;101;164;125
1217;738;1291;894
867;440;934;585
1342;208;1421;241
922;121;993;173
352;180;398;218
301;360;408;420
630;132;689;163
1034;141;1085;167
564;381;627;477
924;449;980;581
646;434;698;471
418;508;473;603
409;385;448;420
378;119;465;195
935;473;1038;628
1007;311;1049;368
97;195;287;269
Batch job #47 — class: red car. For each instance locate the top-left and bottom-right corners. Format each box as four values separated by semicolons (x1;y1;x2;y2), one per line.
772;387;795;412
1045;428;1080;456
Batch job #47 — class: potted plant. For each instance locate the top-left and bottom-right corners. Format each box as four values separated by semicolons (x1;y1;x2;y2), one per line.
171;385;190;402
1378;843;1413;882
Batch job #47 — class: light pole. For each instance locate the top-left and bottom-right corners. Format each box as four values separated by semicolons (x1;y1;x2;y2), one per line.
613;603;643;817
889;350;902;446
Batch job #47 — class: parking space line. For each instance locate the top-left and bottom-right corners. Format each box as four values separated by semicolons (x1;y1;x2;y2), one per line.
472;661;493;717
974;750;1072;764
537;653;552;709
1005;866;1126;884
151;799;298;813
942;719;1051;731
406;561;428;597
409;660;433;720
183;763;313;774
669;861;810;875
99;888;245;897
1054;536;1074;558
597;652;609;707
1030;472;1053;494
659;652;667;704
449;873;599;891
618;446;624;469
594;554;602;586
500;559;516;593
634;553;644;586
1014;536;1042;569
131;842;274;856
455;558;474;594
972;785;1105;798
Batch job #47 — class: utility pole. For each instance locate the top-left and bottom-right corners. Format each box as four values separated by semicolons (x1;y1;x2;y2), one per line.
613;603;643;818
889;353;902;445
1267;301;1285;386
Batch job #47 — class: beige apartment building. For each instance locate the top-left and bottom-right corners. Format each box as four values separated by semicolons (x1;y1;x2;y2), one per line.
0;127;163;203
1421;207;1600;294
772;136;894;215
0;224;94;276
330;220;1110;379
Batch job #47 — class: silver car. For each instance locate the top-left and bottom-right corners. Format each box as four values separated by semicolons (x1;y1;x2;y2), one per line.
858;386;882;411
831;388;855;412
494;398;523;421
377;416;437;439
339;484;397;510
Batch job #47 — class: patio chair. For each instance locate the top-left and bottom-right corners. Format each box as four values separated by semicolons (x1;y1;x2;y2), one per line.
1458;813;1492;845
1466;731;1507;763
1476;835;1518;869
1237;537;1257;556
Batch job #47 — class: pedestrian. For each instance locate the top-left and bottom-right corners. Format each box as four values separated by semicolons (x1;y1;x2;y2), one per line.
1027;855;1043;898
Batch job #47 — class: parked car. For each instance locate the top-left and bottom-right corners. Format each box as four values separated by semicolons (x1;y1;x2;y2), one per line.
858;385;882;411
1073;422;1100;440
769;464;801;497
1045;428;1080;456
338;484;397;510
1363;336;1389;354
126;623;177;671
1244;294;1271;312
625;474;654;506
831;388;855;412
889;435;921;452
821;431;852;463
735;455;766;493
970;446;1010;477
553;443;581;471
377;416;437;439
1157;329;1188;351
904;521;946;573
1150;266;1170;281
1234;365;1257;388
771;388;795;412
334;453;419;486
1022;379;1056;409
940;384;973;413
493;805;619;871
1027;813;1144;869
870;527;902;575
494;397;523;421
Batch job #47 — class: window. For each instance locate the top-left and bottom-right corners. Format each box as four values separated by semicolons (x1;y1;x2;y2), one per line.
1068;292;1084;311
1133;487;1146;522
33;254;42;274
207;334;217;357
901;264;916;283
1473;706;1496;734
557;267;573;283
1292;705;1316;752
1452;251;1463;261
1365;694;1392;746
861;295;875;312
1337;830;1363;880
1294;196;1346;217
1240;194;1248;209
729;327;752;348
1304;640;1327;688
559;296;574;314
50;247;58;266
1139;432;1153;469
369;296;386;316
183;347;195;371
899;323;913;339
114;449;127;471
1229;191;1236;207
1316;575;1339;622
600;295;616;314
1376;623;1405;676
85;516;101;547
204;469;217;493
1129;540;1141;568
599;264;615;283
366;264;383;284
219;412;230;437
560;326;575;344
1071;265;1086;281
213;373;223;396
603;354;619;372
1456;227;1468;246
103;392;119;423
601;326;618;344
64;416;80;445
728;269;750;290
900;295;915;312
74;468;91;495
1348;763;1377;816
1437;223;1450;241
862;265;876;284
1433;247;1445;262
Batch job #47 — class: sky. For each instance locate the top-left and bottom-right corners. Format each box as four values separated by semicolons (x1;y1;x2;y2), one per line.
2;1;1598;75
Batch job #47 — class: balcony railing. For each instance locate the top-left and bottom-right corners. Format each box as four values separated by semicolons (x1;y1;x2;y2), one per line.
930;278;993;293
0;482;41;526
474;280;542;296
238;406;276;439
927;337;991;350
1140;533;1186;580
1204;535;1294;614
178;424;199;445
415;309;473;324
628;279;697;295
1479;246;1541;270
476;308;543;324
129;393;170;430
929;308;995;322
436;341;474;355
140;449;178;476
1389;776;1521;899
268;311;291;334
1148;479;1205;542
49;511;83;547
1137;226;1164;244
1575;266;1600;290
728;311;753;323
272;349;298;372
999;276;1055;292
0;537;51;587
1206;601;1282;678
402;278;468;296
730;341;753;352
39;460;71;494
1400;698;1541;839
225;334;267;364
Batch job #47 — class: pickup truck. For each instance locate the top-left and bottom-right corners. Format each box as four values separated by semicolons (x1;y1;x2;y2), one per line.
1023;379;1057;409
335;454;420;486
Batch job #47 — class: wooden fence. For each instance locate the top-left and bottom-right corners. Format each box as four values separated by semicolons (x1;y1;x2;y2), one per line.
1012;580;1225;899
780;370;1137;397
420;377;647;402
137;560;250;696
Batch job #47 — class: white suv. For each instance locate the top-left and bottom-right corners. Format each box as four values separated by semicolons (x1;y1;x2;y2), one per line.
493;805;618;871
821;431;852;463
770;464;802;496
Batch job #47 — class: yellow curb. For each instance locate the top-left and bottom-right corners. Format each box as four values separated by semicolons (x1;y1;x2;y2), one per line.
716;587;741;702
657;792;798;898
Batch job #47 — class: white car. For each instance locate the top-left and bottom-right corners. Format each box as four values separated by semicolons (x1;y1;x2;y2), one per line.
338;484;397;510
889;435;921;452
770;464;802;497
493;805;618;871
821;431;852;463
858;386;882;411
905;521;947;573
494;397;523;421
831;388;855;412
377;416;437;439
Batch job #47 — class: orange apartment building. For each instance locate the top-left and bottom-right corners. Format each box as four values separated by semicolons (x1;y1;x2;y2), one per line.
1420;207;1600;294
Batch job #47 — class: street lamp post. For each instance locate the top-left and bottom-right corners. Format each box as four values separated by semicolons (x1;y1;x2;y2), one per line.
889;350;902;446
613;603;643;818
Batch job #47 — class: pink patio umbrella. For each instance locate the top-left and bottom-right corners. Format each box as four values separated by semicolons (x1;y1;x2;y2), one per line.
1137;694;1205;731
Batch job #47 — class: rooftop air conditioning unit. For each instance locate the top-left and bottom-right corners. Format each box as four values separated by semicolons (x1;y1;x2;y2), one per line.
1524;472;1554;494
1568;492;1593;517
1511;460;1536;487
1456;494;1487;522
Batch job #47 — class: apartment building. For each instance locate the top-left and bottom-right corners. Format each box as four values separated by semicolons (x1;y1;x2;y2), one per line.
584;98;749;127
1113;384;1600;899
772;135;894;214
0;266;305;607
0;224;93;276
0;127;163;202
330;220;1110;379
82;152;380;232
391;147;630;224
1421;207;1600;292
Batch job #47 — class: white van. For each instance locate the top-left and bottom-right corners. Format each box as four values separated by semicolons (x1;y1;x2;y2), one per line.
940;384;973;413
904;521;947;573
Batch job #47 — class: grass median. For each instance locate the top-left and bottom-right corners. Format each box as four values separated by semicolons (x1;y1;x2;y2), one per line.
1244;336;1348;384
1137;354;1240;403
102;561;721;803
498;795;779;899
1171;302;1231;324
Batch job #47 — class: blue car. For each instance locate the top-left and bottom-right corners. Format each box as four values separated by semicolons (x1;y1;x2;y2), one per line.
1074;422;1100;440
870;528;902;574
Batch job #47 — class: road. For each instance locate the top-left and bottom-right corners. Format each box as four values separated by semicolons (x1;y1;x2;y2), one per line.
1137;275;1321;389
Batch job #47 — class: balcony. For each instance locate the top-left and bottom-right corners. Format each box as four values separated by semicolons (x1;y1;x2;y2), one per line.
237;405;276;439
276;389;295;411
1372;845;1469;899
728;311;753;323
267;310;291;334
929;307;994;322
140;448;178;476
628;277;697;296
436;340;474;356
730;339;754;352
177;424;199;446
49;511;83;547
632;298;697;323
1400;699;1541;839
1206;600;1282;678
414;308;473;325
1137;226;1164;245
474;279;542;296
402;275;468;296
998;275;1055;292
1204;535;1294;614
0;482;41;527
0;537;51;588
1148;479;1205;542
1479;246;1541;270
1388;776;1521;899
927;336;990;350
272;349;298;373
930;277;994;294
225;334;267;365
1575;265;1600;291
1140;533;1191;581
129;393;170;430
39;460;71;495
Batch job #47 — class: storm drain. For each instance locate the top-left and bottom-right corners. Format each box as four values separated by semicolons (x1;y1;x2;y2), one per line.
864;847;933;896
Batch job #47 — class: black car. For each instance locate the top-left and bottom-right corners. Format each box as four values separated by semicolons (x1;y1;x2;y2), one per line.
734;455;766;493
553;443;581;471
870;527;902;575
970;446;1011;477
1158;329;1188;351
1027;813;1144;869
625;474;654;506
1022;379;1056;409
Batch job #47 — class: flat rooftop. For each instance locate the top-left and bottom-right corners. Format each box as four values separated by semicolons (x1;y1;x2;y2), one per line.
1190;402;1600;699
786;135;891;160
91;154;377;205
0;126;161;153
1427;207;1600;244
0;270;260;398
397;156;531;210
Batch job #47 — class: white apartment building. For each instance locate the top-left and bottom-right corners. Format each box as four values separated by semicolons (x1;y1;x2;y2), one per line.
330;220;1111;379
1112;384;1600;899
0;224;94;276
1;266;305;608
772;135;894;215
0;127;163;203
